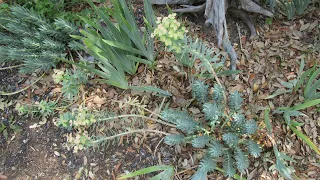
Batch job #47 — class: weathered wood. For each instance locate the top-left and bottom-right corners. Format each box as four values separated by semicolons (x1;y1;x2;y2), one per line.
239;0;273;17
204;0;226;47
173;4;206;13
204;0;213;18
151;0;202;5
229;8;257;39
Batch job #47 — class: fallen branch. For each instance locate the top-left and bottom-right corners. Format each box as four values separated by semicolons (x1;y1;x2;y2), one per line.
0;64;23;71
173;3;206;13
239;0;273;17
98;114;176;128
151;0;189;5
93;129;170;144
0;73;45;96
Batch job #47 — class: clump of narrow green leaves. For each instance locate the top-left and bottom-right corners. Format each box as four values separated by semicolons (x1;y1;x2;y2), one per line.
66;0;170;96
265;59;320;101
264;109;297;179
70;0;156;84
161;80;261;179
279;0;310;20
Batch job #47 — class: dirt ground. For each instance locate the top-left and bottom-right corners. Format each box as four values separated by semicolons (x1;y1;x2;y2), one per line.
1;1;320;180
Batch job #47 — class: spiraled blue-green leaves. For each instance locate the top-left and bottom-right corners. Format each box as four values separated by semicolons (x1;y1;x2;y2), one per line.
208;141;223;157
159;80;261;178
192;135;210;148
176;118;198;134
203;102;222;126
222;133;239;147
199;157;216;172
232;113;245;127
245;119;258;135
223;151;236;177
212;84;224;102
160;109;189;124
191;157;216;180
161;109;198;134
192;80;209;103
229;91;243;111
235;149;249;173
247;140;262;158
164;134;185;145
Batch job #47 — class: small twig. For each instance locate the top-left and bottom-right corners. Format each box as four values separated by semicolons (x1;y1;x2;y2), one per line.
98;114;176;128
157;96;167;116
93;129;170;144
236;23;243;50
176;165;199;175
113;100;162;118
207;61;227;102
175;168;183;180
0;64;23;70
0;73;45;96
153;137;164;157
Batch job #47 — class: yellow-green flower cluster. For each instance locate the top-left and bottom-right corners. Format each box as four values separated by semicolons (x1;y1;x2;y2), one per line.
52;69;65;84
15;103;28;115
66;131;91;153
56;106;96;153
152;13;187;52
73;107;96;128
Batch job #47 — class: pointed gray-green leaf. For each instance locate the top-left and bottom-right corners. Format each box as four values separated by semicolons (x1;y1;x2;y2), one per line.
222;133;239;147
223;151;236;177
192;80;208;103
208;141;223;158
164;134;185;146
203;102;221;125
245;120;258;135
229;91;243;111
247;140;262;158
191;135;210;148
235;149;249;173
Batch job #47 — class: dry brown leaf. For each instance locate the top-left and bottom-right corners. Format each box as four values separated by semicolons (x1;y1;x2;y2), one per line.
137;64;145;73
51;87;62;93
253;83;260;92
309;20;318;31
93;96;106;105
145;74;152;85
249;74;256;83
34;88;46;95
300;23;310;31
106;89;116;99
118;136;123;146
255;42;265;49
147;124;160;130
126;147;135;153
114;163;122;173
0;175;7;180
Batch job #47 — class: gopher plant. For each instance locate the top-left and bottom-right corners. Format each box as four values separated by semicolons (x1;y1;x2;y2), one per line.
161;80;262;179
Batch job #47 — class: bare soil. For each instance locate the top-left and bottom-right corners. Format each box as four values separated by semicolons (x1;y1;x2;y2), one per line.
1;1;320;180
